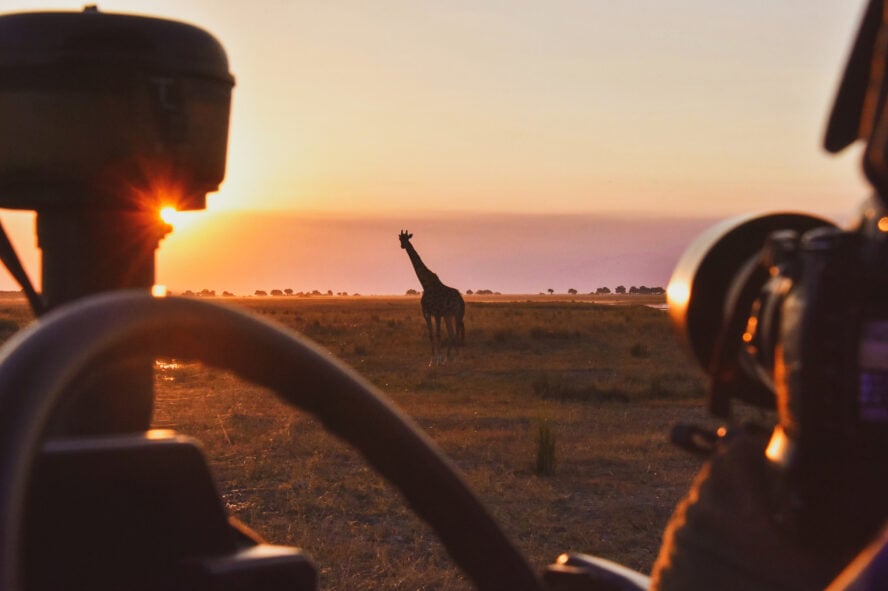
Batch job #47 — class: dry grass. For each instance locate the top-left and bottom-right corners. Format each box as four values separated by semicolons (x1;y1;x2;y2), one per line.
150;295;720;589
0;294;745;590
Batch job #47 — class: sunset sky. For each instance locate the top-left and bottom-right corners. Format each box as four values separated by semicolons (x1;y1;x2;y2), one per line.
0;1;877;295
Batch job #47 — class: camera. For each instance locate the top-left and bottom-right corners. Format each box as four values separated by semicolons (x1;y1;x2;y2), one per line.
668;137;888;572
665;1;888;563
667;203;888;553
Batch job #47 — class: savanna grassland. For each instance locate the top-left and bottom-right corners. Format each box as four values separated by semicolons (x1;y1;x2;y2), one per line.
0;294;752;590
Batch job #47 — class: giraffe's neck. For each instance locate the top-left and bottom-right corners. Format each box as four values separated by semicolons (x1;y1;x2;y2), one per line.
404;242;441;291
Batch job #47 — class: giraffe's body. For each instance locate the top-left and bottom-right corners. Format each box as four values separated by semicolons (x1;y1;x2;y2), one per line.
399;230;465;365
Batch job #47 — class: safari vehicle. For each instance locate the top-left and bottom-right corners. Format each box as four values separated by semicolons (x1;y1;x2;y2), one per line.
0;5;886;591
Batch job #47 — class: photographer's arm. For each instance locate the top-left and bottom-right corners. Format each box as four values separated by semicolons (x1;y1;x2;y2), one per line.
650;428;839;591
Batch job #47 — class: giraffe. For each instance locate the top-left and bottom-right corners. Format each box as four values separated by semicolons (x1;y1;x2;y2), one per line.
398;230;465;365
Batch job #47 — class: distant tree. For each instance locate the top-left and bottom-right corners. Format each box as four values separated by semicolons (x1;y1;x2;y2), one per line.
311;290;321;296
406;288;419;295
615;285;626;294
326;289;333;296
254;290;267;296
629;286;639;294
271;289;284;296
596;287;611;294
284;288;294;295
651;286;665;295
222;291;234;297
547;288;554;295
199;288;215;297
567;288;578;295
466;289;474;295
183;290;195;297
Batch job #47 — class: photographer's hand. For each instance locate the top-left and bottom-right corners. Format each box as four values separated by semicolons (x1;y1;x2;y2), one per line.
650;427;838;591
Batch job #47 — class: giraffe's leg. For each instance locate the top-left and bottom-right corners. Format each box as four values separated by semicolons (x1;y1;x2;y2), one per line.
425;314;436;367
433;315;444;365
443;315;456;362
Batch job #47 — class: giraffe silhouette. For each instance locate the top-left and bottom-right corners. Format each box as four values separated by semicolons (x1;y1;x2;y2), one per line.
399;230;465;365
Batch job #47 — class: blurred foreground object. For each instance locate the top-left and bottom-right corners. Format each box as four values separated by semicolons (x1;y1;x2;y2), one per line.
659;1;888;588
0;6;234;433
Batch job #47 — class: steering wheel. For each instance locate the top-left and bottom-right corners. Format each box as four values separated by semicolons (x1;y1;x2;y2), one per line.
0;291;544;591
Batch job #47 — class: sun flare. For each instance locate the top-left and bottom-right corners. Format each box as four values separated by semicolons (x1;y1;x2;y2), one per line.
666;279;690;310
158;206;205;231
159;206;178;225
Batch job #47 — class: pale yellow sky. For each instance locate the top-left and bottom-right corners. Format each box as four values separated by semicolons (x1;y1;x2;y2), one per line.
4;0;873;219
0;1;878;294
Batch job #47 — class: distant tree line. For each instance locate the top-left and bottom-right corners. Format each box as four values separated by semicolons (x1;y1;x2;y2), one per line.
588;285;665;295
405;288;503;296
178;289;232;297
539;285;666;295
175;288;359;298
403;286;665;296
180;285;667;298
253;289;355;297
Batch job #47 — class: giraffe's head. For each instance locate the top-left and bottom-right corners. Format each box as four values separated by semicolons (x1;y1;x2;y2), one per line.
398;230;413;249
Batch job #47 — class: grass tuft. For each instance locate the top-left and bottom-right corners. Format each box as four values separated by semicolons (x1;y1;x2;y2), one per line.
534;416;556;476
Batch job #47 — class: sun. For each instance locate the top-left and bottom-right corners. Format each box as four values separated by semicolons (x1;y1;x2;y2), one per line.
159;206;178;225
159;205;197;229
156;204;210;232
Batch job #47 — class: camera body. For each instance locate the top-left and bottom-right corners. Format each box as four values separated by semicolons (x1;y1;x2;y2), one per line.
668;202;888;556
766;209;888;459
